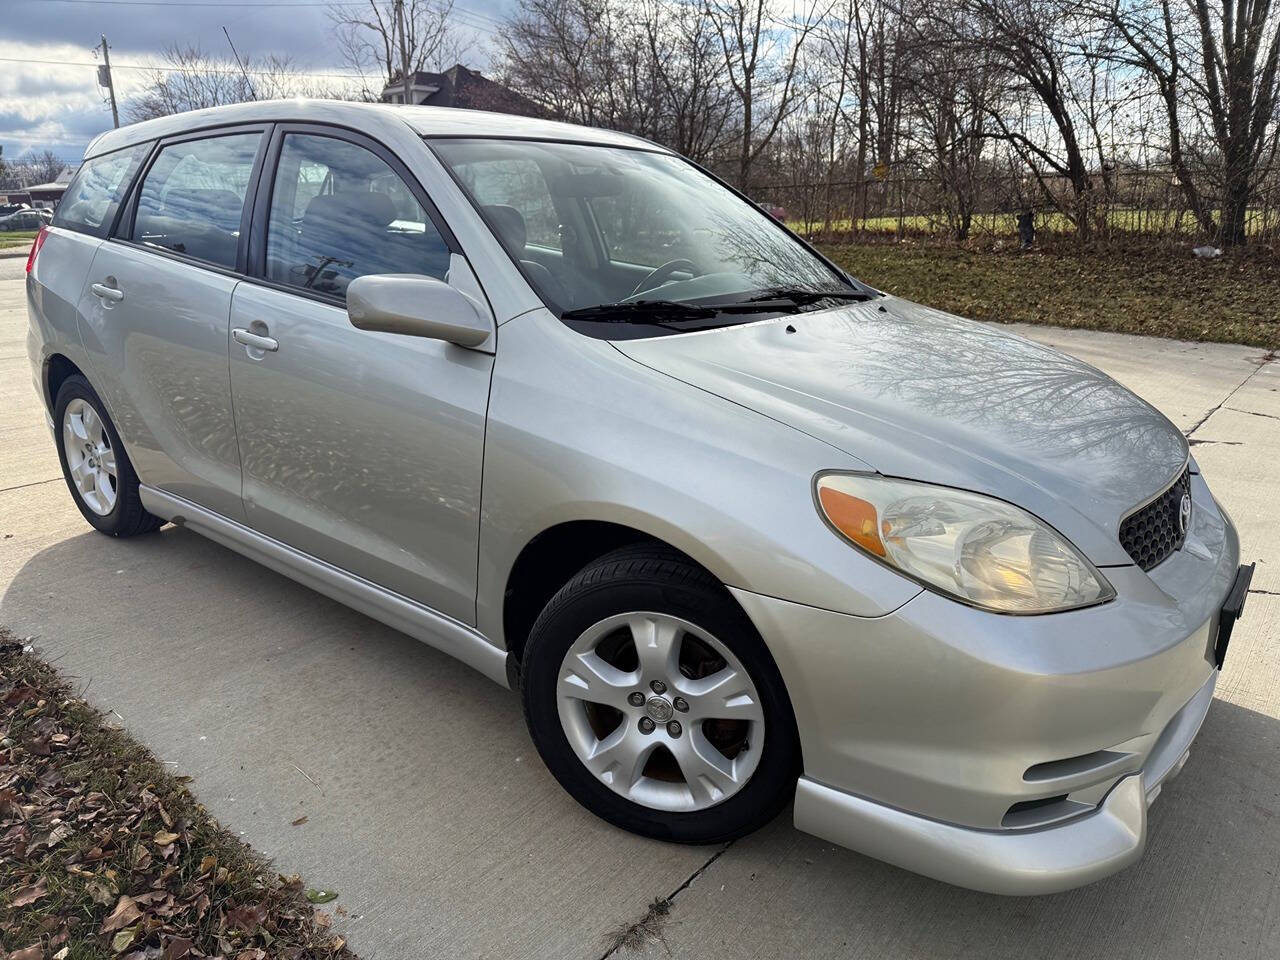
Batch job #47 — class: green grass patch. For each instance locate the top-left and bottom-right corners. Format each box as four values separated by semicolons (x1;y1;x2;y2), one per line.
821;241;1280;349
0;232;36;250
790;209;1279;239
0;630;360;960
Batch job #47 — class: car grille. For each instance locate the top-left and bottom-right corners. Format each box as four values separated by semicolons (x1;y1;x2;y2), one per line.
1119;466;1191;570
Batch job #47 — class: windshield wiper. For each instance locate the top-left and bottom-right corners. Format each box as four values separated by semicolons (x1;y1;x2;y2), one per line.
561;300;719;324
561;287;876;328
733;285;877;307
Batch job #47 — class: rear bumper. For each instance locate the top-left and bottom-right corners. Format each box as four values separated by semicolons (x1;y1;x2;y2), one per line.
793;670;1215;895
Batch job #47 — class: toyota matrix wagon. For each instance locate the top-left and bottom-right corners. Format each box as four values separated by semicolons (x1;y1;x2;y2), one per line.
25;100;1253;894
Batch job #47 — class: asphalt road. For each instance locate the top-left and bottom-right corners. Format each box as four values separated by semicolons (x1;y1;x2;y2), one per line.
2;252;1278;959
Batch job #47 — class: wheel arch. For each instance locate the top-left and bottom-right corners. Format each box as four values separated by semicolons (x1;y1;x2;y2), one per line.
44;353;86;411
501;519;756;674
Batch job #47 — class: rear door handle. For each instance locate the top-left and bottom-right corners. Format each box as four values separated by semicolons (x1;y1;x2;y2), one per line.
90;282;124;303
232;328;279;352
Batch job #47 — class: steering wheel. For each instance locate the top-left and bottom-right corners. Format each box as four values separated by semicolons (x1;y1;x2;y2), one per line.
631;259;698;297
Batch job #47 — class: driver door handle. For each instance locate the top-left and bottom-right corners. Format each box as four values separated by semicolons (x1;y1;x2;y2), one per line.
232;328;279;352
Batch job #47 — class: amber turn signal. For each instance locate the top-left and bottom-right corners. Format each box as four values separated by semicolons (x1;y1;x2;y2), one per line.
817;485;886;557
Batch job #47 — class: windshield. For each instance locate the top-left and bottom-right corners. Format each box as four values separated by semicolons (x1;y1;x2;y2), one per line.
430;138;861;327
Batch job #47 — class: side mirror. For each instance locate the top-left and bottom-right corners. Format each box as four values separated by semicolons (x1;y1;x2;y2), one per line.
346;274;492;348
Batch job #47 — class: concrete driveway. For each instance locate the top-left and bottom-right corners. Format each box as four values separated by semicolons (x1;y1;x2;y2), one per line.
1;251;1277;959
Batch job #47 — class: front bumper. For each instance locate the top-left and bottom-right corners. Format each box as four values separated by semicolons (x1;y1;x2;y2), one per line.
793;670;1214;895
732;475;1244;894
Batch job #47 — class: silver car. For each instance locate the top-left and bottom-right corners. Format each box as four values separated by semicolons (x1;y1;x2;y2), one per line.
25;101;1252;895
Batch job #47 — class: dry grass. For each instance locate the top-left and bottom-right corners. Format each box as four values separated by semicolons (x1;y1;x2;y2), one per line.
603;897;672;955
822;240;1280;349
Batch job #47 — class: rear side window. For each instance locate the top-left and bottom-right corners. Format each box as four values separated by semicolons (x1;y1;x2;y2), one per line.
131;133;261;269
52;143;148;238
264;133;450;300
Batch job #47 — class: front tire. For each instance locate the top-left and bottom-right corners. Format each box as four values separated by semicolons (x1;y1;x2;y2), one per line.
54;375;163;537
521;544;800;844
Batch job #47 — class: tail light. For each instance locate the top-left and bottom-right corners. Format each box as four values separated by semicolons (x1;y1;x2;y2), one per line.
25;225;50;274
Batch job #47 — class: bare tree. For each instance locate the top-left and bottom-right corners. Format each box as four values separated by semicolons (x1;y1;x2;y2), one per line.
925;0;1097;237
26;150;68;185
328;0;470;100
705;0;828;194
638;0;738;163
1094;0;1280;244
127;46;341;121
902;15;998;239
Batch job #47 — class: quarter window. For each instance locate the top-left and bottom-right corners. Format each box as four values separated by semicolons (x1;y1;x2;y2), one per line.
264;133;450;300
52;143;149;238
131;133;261;269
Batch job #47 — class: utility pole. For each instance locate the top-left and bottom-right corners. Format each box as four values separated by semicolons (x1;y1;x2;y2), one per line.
97;35;119;128
395;0;412;104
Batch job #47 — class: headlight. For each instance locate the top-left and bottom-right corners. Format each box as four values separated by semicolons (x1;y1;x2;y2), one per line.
815;473;1114;613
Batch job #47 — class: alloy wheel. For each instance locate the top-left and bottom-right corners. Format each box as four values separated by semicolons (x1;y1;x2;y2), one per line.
63;397;118;516
556;611;765;812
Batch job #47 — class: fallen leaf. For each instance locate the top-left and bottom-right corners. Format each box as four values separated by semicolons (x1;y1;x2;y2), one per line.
10;879;48;907
290;816;308;827
153;830;180;846
53;948;69;960
100;895;141;934
111;926;138;952
305;888;338;904
225;903;267;934
162;936;192;960
198;854;216;875
7;945;41;960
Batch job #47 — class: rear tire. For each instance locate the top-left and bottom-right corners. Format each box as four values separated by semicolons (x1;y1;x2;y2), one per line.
53;375;163;537
521;544;800;844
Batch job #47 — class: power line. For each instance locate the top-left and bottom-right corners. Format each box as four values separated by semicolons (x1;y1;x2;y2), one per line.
0;56;369;79
33;0;503;15
34;0;374;7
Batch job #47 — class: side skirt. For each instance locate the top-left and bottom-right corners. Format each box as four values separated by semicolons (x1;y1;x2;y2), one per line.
138;486;510;688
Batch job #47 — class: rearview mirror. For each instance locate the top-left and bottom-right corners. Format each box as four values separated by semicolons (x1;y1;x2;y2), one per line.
346;274;492;348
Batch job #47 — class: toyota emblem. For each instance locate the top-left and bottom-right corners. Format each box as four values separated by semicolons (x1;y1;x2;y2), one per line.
1178;493;1192;536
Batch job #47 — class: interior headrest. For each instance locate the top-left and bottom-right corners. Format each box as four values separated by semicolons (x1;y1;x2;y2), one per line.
303;191;398;232
483;204;527;251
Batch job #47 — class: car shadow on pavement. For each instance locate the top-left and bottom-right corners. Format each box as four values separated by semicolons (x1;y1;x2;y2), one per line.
1;522;718;958
4;525;1278;959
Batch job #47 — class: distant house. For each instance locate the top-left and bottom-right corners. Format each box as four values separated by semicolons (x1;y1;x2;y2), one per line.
25;166;77;211
380;64;544;118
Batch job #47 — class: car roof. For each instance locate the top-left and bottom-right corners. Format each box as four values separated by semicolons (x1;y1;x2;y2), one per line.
83;99;668;159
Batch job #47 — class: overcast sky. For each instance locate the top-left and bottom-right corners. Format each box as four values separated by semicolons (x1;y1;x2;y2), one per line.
1;0;508;166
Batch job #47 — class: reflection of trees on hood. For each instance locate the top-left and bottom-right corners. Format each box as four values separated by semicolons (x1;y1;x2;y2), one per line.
825;306;1188;489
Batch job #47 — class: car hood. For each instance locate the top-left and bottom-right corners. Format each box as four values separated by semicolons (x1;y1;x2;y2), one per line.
614;297;1188;566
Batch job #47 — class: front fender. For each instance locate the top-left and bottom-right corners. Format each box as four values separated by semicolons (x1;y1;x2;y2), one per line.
475;310;923;648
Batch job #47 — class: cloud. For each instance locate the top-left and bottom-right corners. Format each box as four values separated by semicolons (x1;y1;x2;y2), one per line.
1;0;507;162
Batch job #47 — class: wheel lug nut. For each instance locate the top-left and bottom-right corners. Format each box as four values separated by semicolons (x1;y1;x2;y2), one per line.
638;717;655;734
628;692;645;707
650;680;667;694
673;697;688;712
666;721;682;737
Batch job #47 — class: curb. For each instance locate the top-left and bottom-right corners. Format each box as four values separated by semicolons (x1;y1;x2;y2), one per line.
0;247;31;259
